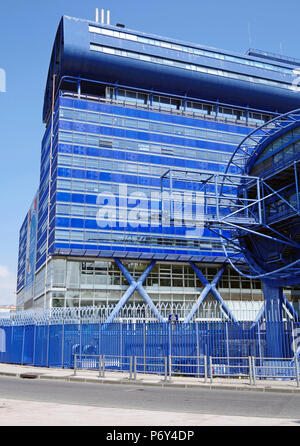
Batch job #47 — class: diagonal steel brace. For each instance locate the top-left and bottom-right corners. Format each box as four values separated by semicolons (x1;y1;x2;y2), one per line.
104;258;165;323
185;262;240;325
250;294;299;330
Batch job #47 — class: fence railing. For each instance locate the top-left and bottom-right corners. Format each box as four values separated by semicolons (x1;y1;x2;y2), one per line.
72;354;300;386
252;356;300;386
134;356;166;378
210;356;253;383
60;90;263;129
1;320;299;372
170;355;208;382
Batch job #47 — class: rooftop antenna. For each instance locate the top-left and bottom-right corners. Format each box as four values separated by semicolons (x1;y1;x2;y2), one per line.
248;23;252;48
95;8;111;25
280;42;283;55
95;8;99;23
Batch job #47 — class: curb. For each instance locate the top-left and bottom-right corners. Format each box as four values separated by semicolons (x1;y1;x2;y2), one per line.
1;370;300;393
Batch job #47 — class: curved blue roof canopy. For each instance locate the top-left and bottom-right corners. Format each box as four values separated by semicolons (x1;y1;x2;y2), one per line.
43;15;300;123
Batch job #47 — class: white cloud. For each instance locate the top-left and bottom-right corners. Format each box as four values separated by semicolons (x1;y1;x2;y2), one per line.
0;265;10;278
0;265;16;305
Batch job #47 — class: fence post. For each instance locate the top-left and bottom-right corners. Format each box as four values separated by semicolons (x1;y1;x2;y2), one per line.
120;322;123;360
168;323;172;360
164;357;168;382
46;323;50;367
209;356;213;384
74;354;77;376
204;356;208;383
79;320;82;365
10;324;14;365
291;322;299;387
169;355;172;382
249;356;253;385
252;356;256;386
129;356;133;380
143;323;146;374
98;354;101;378
21;325;25;365
102;354;105;377
61;321;65;369
225;323;230;378
196;323;200;378
33;324;36;366
134;356;137;380
295;354;299;388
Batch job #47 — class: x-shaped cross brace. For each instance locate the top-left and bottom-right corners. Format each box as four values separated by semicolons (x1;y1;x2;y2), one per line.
104;258;165;323
185;262;240;325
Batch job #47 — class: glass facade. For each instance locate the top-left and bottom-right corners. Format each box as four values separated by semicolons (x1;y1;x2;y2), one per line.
251;126;300;177
16;257;265;312
90;43;294;92
88;25;294;76
17;86;271;310
52;90;254;259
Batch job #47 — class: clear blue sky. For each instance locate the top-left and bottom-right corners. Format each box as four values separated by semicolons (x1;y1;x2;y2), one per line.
0;0;299;304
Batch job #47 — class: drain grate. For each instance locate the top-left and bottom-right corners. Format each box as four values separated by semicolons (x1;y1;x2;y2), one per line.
19;373;39;379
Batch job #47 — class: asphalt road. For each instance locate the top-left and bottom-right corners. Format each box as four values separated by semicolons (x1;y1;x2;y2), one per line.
0;376;300;421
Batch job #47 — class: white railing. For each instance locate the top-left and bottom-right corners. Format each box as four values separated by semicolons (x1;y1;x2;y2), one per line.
60;91;263;129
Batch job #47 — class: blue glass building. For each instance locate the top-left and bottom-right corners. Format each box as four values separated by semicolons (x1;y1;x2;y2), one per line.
16;14;300;314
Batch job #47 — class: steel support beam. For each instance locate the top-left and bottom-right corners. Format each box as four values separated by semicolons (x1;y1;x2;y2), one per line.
104;259;165;323
258;292;300;325
281;294;299;321
294;161;300;213
250;304;265;331
186;262;239;325
250;293;298;331
262;280;285;358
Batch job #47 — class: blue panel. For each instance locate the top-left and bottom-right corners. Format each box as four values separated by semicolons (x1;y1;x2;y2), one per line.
11;326;24;364
63;324;81;369
48;325;63;367
61;97;251;135
34;325;49;367
23;325;34;364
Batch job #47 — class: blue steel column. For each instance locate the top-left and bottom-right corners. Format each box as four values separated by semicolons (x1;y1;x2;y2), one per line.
250;293;298;331
294;161;300;213
262;280;285;358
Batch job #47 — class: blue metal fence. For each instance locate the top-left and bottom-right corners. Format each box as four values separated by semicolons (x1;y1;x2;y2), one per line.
0;320;299;373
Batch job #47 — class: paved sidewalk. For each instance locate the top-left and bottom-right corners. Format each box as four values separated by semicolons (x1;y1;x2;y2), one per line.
0;397;298;426
0;363;299;393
